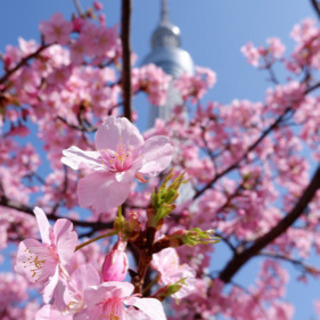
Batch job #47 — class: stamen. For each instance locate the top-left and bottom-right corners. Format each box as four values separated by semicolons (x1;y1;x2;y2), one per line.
103;297;123;320
23;248;45;281
100;142;133;172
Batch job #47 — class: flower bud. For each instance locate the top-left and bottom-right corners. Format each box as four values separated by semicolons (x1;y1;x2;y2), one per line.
102;241;129;282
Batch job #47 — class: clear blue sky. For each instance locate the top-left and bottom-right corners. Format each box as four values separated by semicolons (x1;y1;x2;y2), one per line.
0;1;318;319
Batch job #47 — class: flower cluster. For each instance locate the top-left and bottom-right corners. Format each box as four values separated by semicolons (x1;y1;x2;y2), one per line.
1;3;320;319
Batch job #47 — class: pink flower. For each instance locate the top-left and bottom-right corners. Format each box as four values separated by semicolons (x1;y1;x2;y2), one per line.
15;207;77;303
93;1;103;11
151;247;196;299
39;13;73;45
314;300;320;316
266;37;286;59
241;42;260;67
52;263;100;316
75;281;166;320
61;116;173;213
132;64;171;106
102;241;129;282
36;305;73;320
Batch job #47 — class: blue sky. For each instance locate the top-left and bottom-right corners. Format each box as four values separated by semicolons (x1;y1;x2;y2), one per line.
0;1;319;319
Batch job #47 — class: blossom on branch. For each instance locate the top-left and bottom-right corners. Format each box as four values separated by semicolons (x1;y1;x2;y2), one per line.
62;116;173;213
15;207;78;303
151;247;196;299
102;240;128;282
75;281;166;320
39;13;73;45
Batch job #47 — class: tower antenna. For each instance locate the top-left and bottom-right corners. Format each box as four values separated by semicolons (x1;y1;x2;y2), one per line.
161;0;169;22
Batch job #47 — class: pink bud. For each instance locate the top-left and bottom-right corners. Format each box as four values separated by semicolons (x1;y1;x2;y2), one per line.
8;123;30;137
102;241;129;282
72;17;85;33
98;13;106;26
93;1;103;11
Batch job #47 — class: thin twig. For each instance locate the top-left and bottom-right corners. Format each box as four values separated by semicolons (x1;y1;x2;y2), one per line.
193;108;291;199
121;0;133;121
259;251;320;275
219;164;320;283
0;194;112;229
310;0;320;19
0;45;50;85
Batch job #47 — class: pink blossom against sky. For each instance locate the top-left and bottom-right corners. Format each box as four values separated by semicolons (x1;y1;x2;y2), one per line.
0;1;319;319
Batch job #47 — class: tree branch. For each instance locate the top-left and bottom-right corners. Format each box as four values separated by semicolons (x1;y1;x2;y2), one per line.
193;108;291;199
121;0;133;121
259;251;320;275
219;164;320;283
0;194;112;230
310;0;320;19
0;45;50;85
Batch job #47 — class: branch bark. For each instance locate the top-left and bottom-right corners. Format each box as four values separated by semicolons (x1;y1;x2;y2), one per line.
219;164;320;283
310;0;320;19
194;81;320;201
193;108;291;199
0;194;112;230
0;45;50;85
121;0;133;121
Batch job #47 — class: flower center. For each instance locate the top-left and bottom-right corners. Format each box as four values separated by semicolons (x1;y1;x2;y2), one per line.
101;143;133;172
23;248;46;282
103;298;123;320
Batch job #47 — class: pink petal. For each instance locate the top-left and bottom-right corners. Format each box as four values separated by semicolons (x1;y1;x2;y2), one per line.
115;167;136;183
15;239;42;281
34;207;51;244
135;172;148;183
95;116;144;151
126;307;151;320
42;264;60;303
36;304;73;320
83;286;109;309
74;306;102;320
77;171;131;212
129;297;167;320
54;219;77;266
100;281;134;298
72;264;100;292
139;136;173;176
61;146;104;171
84;281;134;308
15;239;56;284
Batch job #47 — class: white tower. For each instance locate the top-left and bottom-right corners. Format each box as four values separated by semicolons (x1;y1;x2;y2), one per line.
143;1;195;203
143;0;194;126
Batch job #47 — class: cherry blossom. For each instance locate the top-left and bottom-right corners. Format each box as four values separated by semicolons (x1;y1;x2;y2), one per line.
75;281;166;320
241;42;260;66
39;13;73;45
0;3;320;319
151;247;196;299
102;240;129;282
62;116;173;212
15;207;78;303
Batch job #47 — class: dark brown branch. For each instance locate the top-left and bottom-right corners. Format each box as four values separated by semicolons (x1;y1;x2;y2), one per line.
219;164;320;283
56;116;97;133
193;108;291;199
228;280;269;319
311;0;320;19
121;0;133;121
259;251;320;275
306;81;320;94
0;194;112;230
0;45;50;85
194;81;320;201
